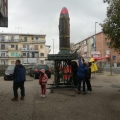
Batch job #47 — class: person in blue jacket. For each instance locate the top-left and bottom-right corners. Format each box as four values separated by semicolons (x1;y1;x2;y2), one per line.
77;55;88;94
11;59;26;101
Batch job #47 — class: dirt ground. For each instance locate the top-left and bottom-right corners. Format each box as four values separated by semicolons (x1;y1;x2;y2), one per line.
0;73;120;120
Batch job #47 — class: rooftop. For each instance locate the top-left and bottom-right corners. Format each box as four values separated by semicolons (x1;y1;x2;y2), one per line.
75;31;103;45
0;33;46;36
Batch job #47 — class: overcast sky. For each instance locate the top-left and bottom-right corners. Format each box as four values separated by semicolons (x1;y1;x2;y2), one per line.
1;0;108;54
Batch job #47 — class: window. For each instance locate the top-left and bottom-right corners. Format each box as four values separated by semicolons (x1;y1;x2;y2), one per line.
40;45;43;49
1;53;5;57
84;40;87;45
32;37;33;40
11;53;18;57
24;37;27;42
11;53;15;57
11;36;14;40
107;58;110;62
106;42;110;46
1;44;5;49
40;53;44;56
14;35;19;39
16;53;19;57
1;36;4;41
34;45;38;50
23;53;26;56
23;45;26;48
11;45;14;48
36;37;38;40
106;50;110;55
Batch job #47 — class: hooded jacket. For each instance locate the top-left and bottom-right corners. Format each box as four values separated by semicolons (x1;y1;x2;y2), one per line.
13;64;26;82
39;69;48;85
77;58;88;79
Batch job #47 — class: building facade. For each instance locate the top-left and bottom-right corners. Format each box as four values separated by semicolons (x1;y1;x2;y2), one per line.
0;33;50;65
0;0;8;27
75;32;120;67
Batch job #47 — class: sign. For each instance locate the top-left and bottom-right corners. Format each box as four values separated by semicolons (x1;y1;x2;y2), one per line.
113;56;116;60
91;51;100;58
92;54;100;58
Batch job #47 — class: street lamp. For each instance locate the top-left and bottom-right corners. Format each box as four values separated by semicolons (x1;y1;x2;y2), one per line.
53;39;54;54
95;22;98;51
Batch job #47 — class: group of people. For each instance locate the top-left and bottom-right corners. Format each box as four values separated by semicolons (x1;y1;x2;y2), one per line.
77;55;92;94
11;56;91;101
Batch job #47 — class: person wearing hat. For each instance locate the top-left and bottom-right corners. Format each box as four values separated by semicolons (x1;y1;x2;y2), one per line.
39;69;48;98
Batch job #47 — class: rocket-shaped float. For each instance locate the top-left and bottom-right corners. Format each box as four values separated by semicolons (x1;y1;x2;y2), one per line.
59;7;70;54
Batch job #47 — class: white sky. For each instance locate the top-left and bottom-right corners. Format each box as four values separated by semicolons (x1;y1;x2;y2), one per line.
1;0;108;54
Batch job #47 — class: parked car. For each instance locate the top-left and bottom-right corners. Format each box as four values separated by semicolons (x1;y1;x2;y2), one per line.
4;65;15;80
29;64;51;79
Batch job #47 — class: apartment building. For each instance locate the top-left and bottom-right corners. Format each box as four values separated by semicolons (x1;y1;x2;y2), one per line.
0;0;8;27
0;33;50;65
75;31;120;67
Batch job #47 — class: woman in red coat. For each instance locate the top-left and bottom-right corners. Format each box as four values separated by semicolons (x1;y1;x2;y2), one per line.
39;69;48;98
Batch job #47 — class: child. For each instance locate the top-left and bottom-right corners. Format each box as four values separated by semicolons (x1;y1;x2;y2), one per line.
39;69;48;98
86;62;92;93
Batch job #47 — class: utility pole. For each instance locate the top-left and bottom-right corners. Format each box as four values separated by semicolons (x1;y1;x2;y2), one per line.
95;22;98;51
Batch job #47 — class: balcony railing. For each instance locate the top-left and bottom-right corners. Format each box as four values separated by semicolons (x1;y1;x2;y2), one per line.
31;40;46;43
0;55;9;58
0;39;20;42
0;48;8;50
20;48;39;51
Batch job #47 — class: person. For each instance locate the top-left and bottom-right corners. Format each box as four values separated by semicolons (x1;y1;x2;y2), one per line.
86;62;92;93
39;69;48;98
77;55;88;94
71;61;78;85
11;59;26;101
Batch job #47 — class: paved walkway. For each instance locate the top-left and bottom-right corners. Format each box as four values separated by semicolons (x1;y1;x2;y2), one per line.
0;74;120;120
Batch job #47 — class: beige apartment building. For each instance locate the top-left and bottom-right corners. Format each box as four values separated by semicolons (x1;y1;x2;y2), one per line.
0;33;50;65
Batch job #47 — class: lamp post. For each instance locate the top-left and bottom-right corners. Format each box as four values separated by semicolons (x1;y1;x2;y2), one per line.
53;39;54;54
95;22;98;51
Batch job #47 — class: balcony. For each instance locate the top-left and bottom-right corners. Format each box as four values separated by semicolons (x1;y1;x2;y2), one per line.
0;48;8;51
31;40;46;43
10;39;20;42
20;48;39;51
0;55;9;59
22;58;38;64
8;48;19;51
0;39;20;42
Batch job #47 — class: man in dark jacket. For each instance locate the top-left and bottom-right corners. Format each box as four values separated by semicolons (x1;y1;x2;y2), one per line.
77;55;88;94
11;59;26;101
